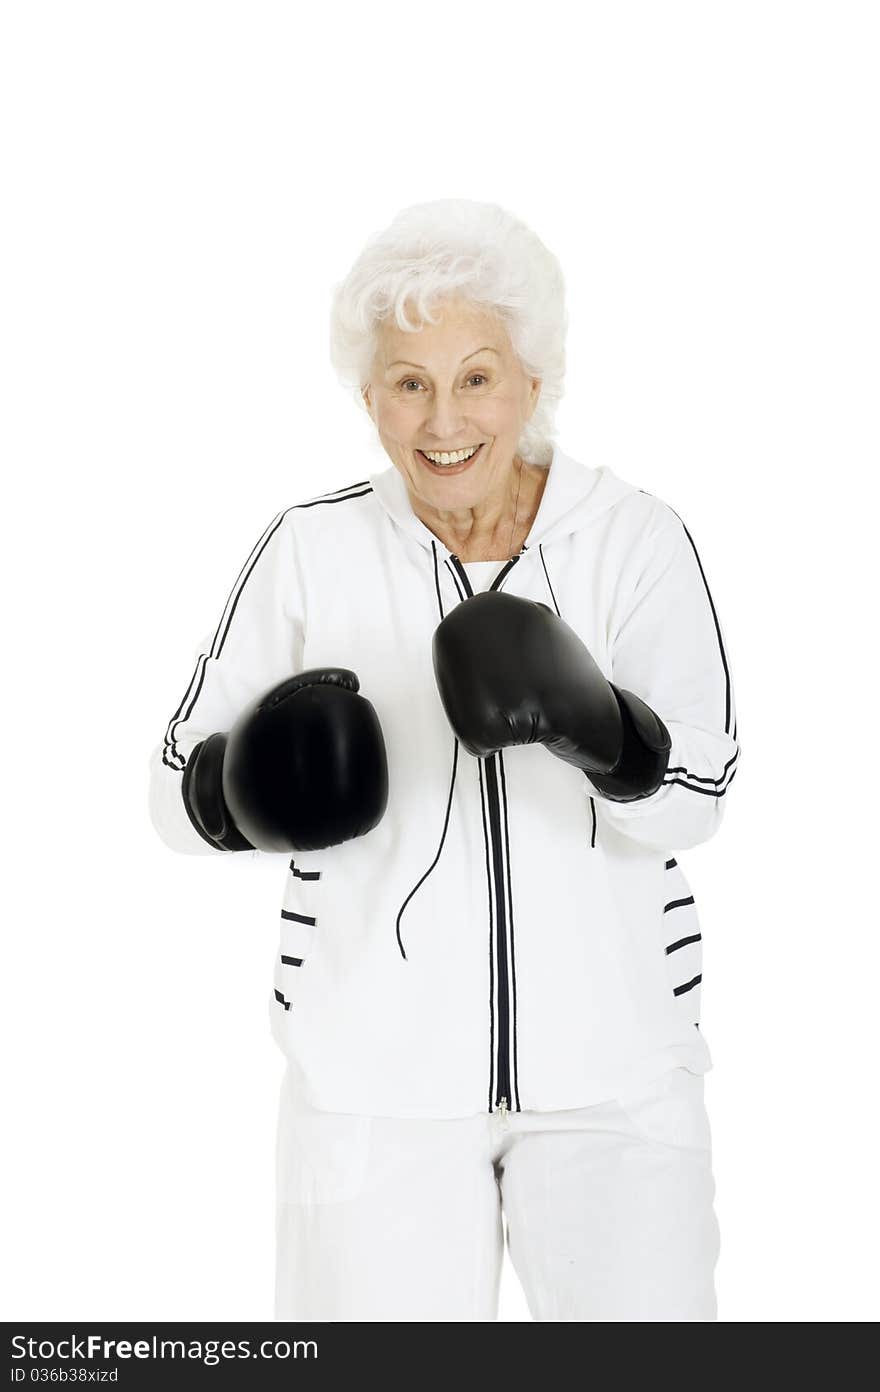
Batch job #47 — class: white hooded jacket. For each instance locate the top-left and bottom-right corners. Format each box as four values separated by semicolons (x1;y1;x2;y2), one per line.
148;445;740;1119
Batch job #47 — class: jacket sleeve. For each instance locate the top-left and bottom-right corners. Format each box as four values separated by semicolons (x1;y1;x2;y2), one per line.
147;508;306;855
586;499;741;853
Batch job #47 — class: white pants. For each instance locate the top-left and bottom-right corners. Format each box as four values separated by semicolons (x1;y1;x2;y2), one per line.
274;1066;720;1322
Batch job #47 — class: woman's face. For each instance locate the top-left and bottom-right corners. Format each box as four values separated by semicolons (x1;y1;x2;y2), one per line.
362;297;541;515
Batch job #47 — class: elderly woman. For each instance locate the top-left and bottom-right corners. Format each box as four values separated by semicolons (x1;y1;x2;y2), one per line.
149;199;740;1322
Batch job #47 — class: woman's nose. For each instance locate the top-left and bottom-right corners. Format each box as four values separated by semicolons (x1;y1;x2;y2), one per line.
423;392;467;441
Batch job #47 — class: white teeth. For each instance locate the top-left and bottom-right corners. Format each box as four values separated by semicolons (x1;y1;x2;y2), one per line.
422;445;480;465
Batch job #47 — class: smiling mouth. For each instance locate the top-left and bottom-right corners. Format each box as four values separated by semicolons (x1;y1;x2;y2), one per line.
416;444;484;470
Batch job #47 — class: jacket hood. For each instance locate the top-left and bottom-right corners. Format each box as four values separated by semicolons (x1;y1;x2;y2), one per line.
367;443;636;558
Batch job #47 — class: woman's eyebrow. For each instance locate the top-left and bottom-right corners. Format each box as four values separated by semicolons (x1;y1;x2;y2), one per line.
387;346;501;370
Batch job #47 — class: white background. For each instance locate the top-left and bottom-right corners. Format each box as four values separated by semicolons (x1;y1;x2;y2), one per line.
2;1;877;1322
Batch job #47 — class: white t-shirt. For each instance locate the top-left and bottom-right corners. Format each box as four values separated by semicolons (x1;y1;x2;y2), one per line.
460;558;506;591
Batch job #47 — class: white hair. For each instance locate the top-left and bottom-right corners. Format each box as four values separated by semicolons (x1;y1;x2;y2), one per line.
329;199;568;467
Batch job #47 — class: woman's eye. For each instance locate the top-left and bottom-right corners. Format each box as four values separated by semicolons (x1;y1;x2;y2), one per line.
398;374;487;391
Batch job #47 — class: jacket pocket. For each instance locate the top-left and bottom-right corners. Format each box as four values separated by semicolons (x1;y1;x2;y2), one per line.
615;1067;712;1153
273;856;323;1015
275;1066;372;1205
661;857;703;1028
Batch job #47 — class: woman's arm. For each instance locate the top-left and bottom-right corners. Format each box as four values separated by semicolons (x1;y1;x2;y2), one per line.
147;508;305;855
587;498;741;852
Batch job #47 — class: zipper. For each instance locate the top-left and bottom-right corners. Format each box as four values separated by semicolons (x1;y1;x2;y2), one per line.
446;550;523;1116
483;754;512;1109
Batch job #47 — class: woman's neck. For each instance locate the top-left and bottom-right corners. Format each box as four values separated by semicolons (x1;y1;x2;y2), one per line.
419;459;549;563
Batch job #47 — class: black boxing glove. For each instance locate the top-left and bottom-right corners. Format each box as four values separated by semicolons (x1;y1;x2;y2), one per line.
432;592;670;801
181;668;389;853
182;729;255;852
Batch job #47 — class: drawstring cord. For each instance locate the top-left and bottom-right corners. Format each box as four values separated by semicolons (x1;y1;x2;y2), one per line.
395;737;460;961
395;539;456;961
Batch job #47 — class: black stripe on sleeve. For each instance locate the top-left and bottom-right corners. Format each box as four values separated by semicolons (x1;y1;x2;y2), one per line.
666;933;702;955
673;973;702;997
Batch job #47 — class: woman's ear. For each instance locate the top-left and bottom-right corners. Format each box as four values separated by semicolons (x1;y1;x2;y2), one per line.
361;384;373;419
